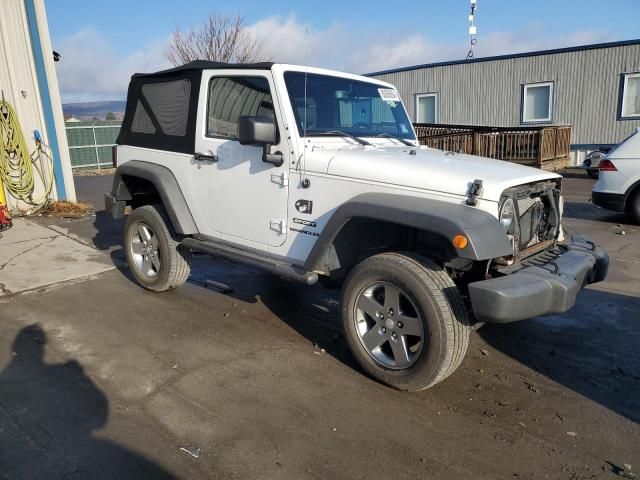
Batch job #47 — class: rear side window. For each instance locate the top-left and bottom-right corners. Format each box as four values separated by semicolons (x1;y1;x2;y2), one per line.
130;79;191;136
131;100;156;134
207;77;275;139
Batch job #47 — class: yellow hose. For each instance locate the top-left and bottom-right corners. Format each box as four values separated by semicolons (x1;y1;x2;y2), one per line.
0;171;6;206
0;99;54;208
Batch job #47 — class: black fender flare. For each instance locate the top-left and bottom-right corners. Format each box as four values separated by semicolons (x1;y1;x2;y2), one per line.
304;193;513;271
111;160;198;235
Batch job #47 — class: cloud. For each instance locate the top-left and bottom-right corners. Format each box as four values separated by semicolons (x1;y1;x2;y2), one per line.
53;18;617;103
249;15;616;74
246;15;351;68
54;28;169;103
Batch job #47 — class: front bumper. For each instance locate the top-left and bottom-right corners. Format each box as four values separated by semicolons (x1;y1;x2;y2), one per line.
592;191;626;212
468;236;609;323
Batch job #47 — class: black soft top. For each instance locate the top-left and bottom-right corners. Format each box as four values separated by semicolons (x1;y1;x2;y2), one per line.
117;61;275;154
131;60;275;79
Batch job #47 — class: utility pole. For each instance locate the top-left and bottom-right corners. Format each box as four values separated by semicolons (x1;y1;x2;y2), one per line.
467;0;478;59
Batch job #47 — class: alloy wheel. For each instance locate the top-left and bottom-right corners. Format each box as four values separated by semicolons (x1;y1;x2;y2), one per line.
354;281;425;369
129;222;161;278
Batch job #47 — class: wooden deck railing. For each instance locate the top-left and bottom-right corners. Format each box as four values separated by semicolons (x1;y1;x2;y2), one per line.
413;123;571;171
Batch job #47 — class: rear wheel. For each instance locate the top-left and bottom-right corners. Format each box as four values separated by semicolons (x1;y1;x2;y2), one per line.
341;252;470;391
587;169;599;179
124;205;192;292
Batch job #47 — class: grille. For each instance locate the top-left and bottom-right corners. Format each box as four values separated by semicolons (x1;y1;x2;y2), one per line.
517;197;545;250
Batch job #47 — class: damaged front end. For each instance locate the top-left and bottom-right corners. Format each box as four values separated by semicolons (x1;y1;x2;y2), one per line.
466;179;609;323
495;179;563;265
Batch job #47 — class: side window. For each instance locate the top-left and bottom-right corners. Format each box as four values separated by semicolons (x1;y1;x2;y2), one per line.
207;76;275;139
131;100;156;134
137;80;191;136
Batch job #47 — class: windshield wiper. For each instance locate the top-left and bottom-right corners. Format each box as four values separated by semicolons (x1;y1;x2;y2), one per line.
307;130;371;146
375;132;415;146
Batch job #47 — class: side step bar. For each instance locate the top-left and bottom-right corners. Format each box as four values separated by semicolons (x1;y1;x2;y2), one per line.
181;237;318;285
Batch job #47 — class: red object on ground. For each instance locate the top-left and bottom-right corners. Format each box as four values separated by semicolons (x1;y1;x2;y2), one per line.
0;204;12;231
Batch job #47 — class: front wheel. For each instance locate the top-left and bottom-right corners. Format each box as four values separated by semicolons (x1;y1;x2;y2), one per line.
341;252;470;391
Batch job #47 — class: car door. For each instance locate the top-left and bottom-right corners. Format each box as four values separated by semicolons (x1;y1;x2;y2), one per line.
193;71;290;247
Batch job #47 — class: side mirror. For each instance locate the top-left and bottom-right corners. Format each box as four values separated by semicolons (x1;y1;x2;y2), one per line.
238;116;276;146
238;116;282;166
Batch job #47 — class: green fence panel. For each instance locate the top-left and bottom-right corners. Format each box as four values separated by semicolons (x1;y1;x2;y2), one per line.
69;147;98;167
65;121;122;169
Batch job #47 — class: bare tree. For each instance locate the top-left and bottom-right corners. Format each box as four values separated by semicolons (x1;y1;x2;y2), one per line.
167;14;264;66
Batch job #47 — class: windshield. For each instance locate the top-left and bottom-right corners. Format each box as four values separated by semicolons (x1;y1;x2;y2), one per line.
284;72;416;140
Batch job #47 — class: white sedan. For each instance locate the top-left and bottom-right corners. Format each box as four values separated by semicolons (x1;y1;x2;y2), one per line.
592;128;640;223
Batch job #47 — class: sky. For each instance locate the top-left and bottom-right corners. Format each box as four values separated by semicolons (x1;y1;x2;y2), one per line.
46;0;640;103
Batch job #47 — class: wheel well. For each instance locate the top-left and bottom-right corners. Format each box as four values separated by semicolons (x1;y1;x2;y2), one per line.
325;218;456;280
625;182;640;212
121;175;162;209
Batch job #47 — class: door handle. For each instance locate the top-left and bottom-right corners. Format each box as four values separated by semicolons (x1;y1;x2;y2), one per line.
194;152;218;162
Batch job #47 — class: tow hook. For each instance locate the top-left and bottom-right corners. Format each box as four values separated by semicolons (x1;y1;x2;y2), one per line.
467;179;484;206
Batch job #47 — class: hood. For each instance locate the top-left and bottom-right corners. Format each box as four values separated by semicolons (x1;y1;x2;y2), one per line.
313;145;560;201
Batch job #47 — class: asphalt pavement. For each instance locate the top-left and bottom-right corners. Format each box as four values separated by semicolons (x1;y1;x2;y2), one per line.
0;170;638;479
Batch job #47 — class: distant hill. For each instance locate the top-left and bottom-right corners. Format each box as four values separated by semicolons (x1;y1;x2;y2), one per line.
63;101;126;118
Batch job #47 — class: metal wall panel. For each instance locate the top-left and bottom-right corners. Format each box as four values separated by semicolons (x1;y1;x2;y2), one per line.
0;0;49;209
373;44;640;146
0;0;76;205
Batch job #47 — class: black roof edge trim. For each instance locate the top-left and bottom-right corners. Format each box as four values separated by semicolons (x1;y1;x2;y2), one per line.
570;143;617;150
365;39;640;77
132;60;275;79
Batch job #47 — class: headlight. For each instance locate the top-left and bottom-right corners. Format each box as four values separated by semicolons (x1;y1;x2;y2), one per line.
499;198;516;234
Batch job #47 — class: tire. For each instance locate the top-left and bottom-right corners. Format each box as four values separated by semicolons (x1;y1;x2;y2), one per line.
631;190;640;225
341;252;470;391
587;169;599;179
124;205;192;292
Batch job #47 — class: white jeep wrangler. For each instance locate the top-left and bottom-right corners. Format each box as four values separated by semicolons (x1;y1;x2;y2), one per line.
106;61;609;391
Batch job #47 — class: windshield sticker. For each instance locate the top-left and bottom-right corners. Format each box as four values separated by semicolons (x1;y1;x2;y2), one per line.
378;88;401;104
399;124;409;134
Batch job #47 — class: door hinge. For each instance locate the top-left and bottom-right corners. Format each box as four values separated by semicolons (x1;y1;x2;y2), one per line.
271;172;289;187
269;219;287;234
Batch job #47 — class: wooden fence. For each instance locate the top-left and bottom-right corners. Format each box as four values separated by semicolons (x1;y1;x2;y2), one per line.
413;123;571;171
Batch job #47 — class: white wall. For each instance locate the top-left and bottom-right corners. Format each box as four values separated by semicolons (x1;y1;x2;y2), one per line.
0;0;76;211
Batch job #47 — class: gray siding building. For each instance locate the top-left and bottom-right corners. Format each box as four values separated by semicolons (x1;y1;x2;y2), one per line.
369;40;640;154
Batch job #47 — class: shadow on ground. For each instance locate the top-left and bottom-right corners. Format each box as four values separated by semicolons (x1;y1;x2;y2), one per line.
0;325;174;479
93;211;125;254
563;201;633;225
478;288;640;423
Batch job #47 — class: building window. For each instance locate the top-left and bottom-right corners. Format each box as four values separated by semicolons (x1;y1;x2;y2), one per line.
621;73;640;119
415;93;438;123
521;82;553;123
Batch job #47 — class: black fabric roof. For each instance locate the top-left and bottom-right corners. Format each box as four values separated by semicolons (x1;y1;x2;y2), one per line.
119;60;276;154
132;60;275;78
